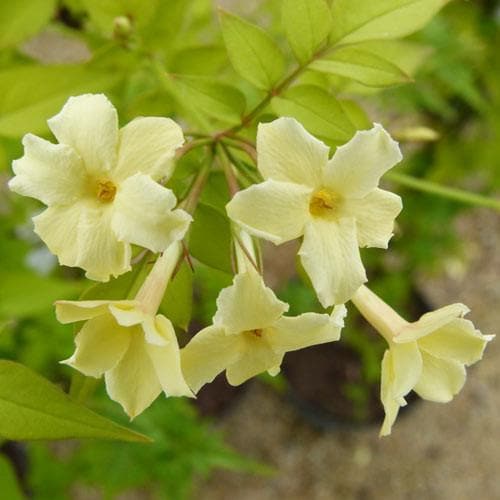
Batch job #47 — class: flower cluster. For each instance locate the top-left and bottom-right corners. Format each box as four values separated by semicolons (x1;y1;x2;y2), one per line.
9;94;493;434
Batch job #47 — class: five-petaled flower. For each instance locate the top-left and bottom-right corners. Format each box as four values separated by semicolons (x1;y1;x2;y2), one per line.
227;117;403;307
181;266;346;393
9;93;191;281
56;242;193;418
351;285;494;436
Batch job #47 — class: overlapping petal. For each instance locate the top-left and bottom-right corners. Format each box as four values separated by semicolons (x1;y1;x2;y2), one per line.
145;316;193;397
269;306;346;353
114;117;184;181
56;299;136;323
323;124;402;198
111;173;191;253
380;350;401;437
181;326;242;393
47;94;119;175
343;188;402;248
414;352;466;403
257;117;328;187
299;217;367;306
226;179;312;244
105;330;162;418
389;341;422;398
214;269;288;335
76;206;131;281
61;314;131;378
9;134;86;206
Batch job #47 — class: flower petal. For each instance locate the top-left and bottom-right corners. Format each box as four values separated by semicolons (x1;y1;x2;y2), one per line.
145;316;193;397
226;179;312;244
61;314;131;378
214;269;288;335
112;173;191;252
379;349;401;437
47;94;119;175
395;304;470;342
33;204;82;268
323;124;402;198
343;188;402;248
390;341;422;398
226;334;283;386
114;117;184;181
414;352;466;403
269;305;346;353
9;134;86;206
76;205;131;281
299;217;367;307
105;329;162;418
181;325;242;393
257;117;329;187
418;318;493;366
56;300;135;323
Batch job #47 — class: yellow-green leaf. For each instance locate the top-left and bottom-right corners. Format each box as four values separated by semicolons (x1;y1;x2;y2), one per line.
330;0;450;45
0;64;121;138
0;361;151;442
282;0;332;63
311;47;411;87
171;75;246;124
219;10;286;90
271;84;355;144
0;455;24;500
0;0;56;49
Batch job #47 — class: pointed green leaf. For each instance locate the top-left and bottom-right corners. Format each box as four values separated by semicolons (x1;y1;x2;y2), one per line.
311;47;411;87
0;64;121;138
171;75;246;124
170;46;227;76
0;0;56;49
0;361;151;442
219;10;286;90
189;203;232;274
282;0;332;63
271;84;355;143
330;0;450;44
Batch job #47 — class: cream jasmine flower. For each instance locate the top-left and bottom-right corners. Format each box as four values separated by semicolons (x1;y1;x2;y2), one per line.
226;117;403;306
9;94;191;281
56;242;193;418
351;285;494;436
181;266;347;393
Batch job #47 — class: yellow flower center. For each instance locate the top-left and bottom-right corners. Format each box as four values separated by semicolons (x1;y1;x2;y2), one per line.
309;188;340;217
96;179;117;202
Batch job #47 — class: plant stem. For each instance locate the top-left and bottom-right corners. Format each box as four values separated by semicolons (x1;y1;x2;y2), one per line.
179;151;213;214
387;172;500;211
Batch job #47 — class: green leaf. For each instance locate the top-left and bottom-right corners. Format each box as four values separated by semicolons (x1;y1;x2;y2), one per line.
171;75;246;124
0;271;82;319
169;46;227;76
330;0;450;44
271;84;355;143
0;455;24;500
189;203;232;274
282;0;332;63
0;361;151;442
0;64;121;138
159;261;193;331
219;10;286;90
339;100;371;130
0;0;56;49
311;47;411;87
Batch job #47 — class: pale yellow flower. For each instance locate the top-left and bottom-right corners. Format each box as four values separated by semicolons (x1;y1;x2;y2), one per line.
9;94;191;281
181;266;347;393
226;117;403;306
56;242;193;418
351;285;494;436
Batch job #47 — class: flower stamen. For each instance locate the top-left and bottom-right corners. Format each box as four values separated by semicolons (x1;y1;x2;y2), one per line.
309;189;340;217
97;179;117;202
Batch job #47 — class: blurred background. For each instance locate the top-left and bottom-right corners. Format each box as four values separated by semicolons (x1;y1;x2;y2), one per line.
0;0;499;498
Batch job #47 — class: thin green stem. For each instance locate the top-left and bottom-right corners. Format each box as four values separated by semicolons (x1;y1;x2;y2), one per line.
179;149;213;214
387;172;500;211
